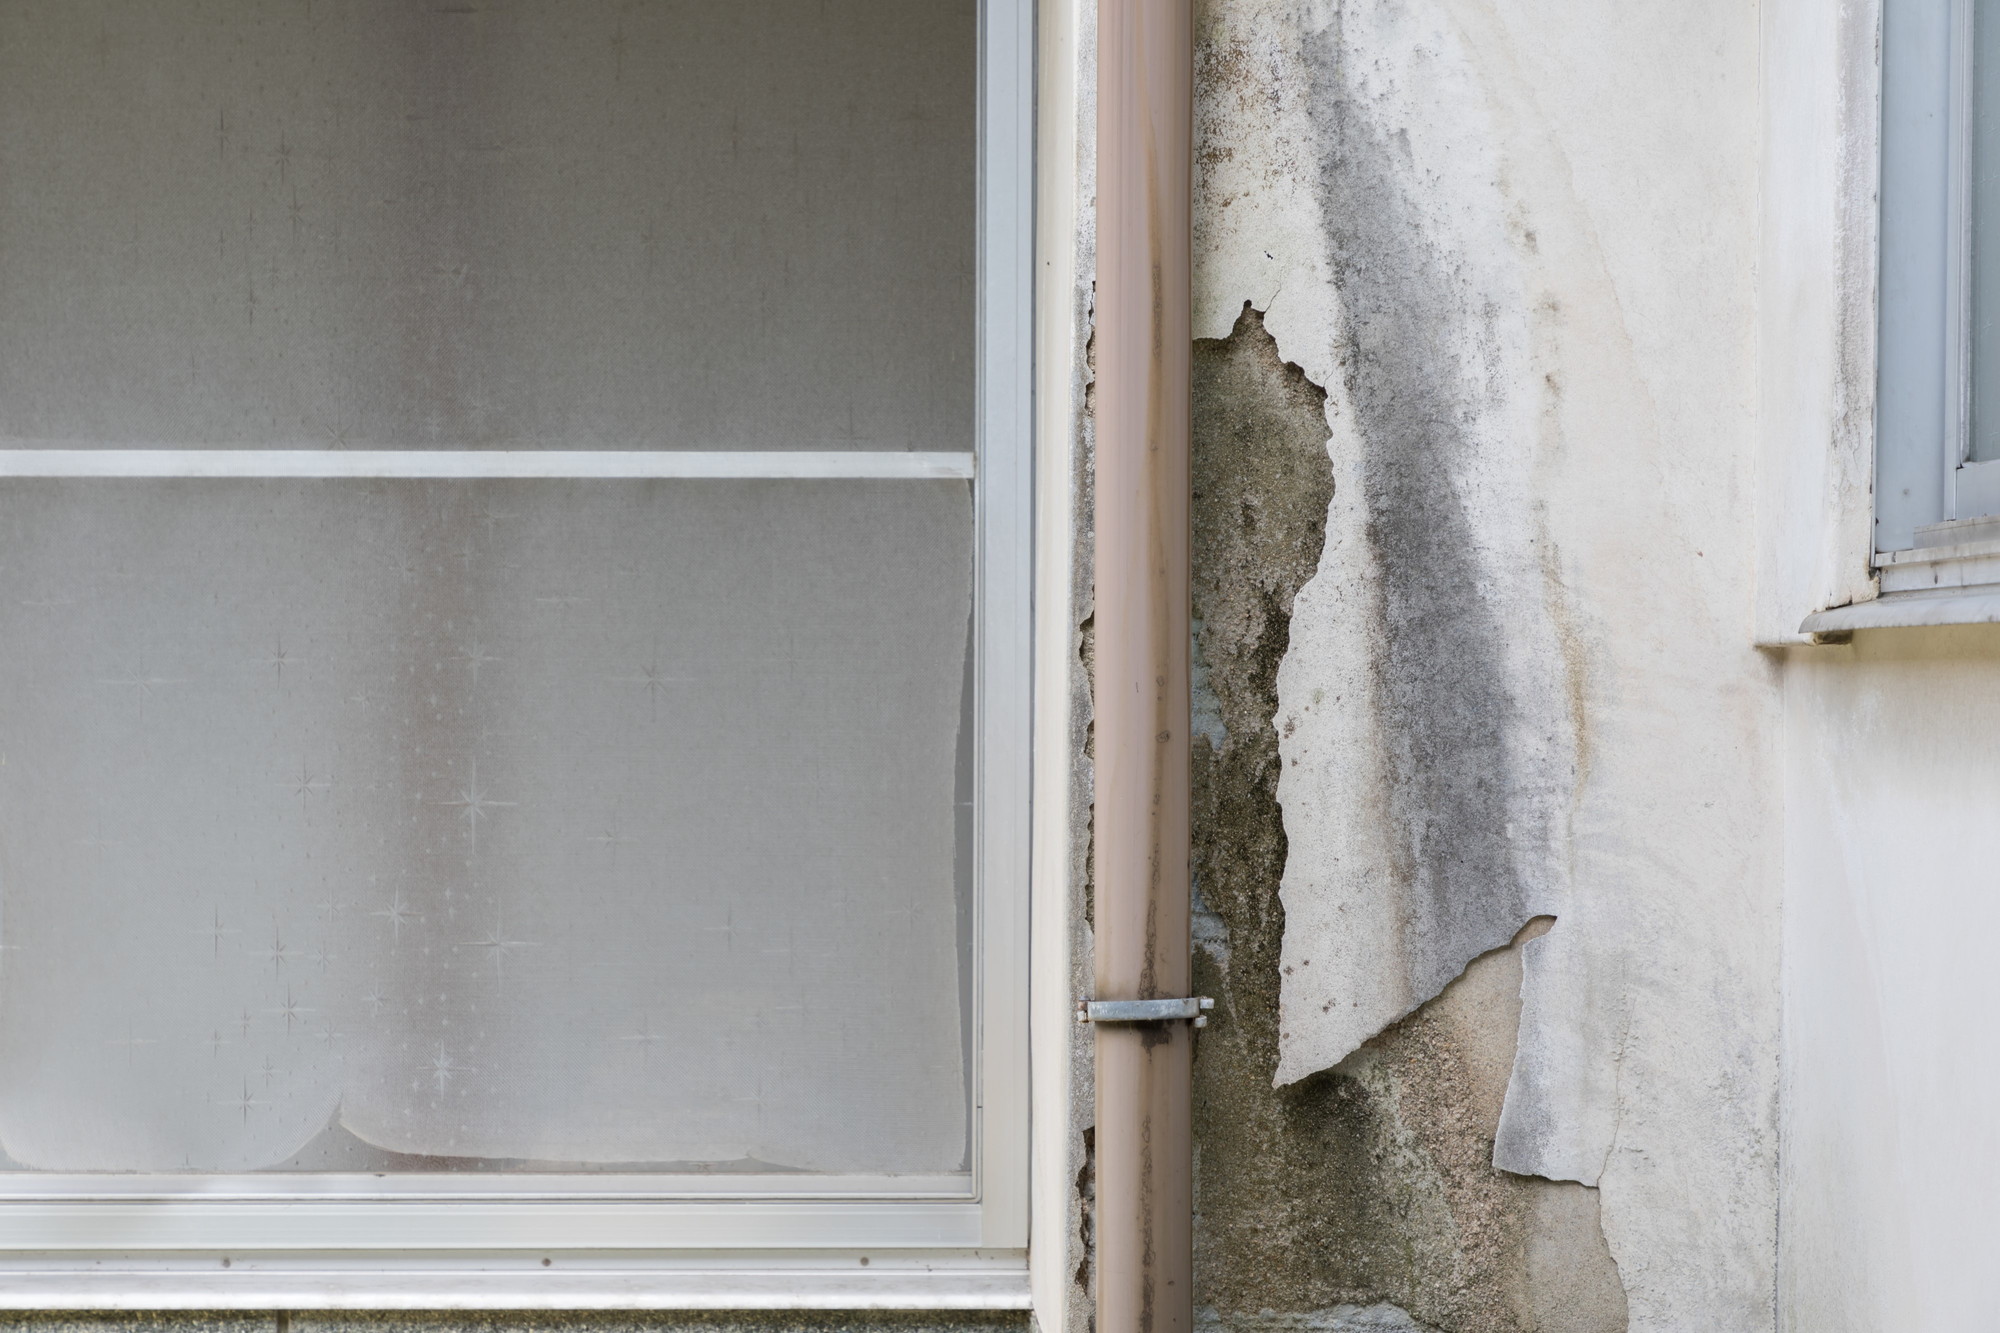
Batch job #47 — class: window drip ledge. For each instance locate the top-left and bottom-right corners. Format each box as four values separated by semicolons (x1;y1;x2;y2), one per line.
1800;584;2000;633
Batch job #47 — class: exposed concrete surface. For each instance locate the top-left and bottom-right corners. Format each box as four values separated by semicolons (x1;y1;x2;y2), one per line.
1189;310;1624;1333
1197;1305;1443;1332
1194;0;1780;1327
0;1319;273;1333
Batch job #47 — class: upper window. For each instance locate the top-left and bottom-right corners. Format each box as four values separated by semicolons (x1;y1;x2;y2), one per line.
0;0;1030;1303
1878;0;2000;588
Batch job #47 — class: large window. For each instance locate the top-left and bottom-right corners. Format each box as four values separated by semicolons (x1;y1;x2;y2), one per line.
0;0;1030;1304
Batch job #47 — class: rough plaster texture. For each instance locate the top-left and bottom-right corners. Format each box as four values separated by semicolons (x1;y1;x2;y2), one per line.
1065;318;1099;1333
1046;8;1098;1332
1065;13;1100;1316
1197;1306;1441;1332
1188;310;1624;1333
1779;628;2000;1332
1193;0;1781;1326
0;1319;272;1333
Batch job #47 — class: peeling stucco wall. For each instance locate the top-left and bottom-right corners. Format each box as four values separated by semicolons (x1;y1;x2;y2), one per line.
1189;0;1782;1328
1188;308;1623;1333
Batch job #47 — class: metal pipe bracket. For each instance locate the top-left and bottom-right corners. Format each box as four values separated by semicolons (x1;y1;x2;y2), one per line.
1077;997;1214;1027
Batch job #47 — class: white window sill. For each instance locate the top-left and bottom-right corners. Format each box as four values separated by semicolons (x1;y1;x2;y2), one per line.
1800;519;2000;634
1800;586;2000;633
0;1253;1032;1311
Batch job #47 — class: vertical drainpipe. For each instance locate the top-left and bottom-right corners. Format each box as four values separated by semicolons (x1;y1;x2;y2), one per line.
1093;3;1194;1333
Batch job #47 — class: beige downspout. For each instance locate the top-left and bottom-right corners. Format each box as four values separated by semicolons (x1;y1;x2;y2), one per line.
1092;4;1194;1333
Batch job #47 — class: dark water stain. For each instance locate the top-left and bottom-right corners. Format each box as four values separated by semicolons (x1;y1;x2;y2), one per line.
1303;16;1541;1009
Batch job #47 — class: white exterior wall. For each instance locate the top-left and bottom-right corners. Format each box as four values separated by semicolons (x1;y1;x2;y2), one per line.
1758;0;2000;1327
1781;631;2000;1331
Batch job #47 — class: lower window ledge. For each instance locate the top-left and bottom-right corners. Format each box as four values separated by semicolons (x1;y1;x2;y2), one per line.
1799;586;2000;634
0;1257;1032;1311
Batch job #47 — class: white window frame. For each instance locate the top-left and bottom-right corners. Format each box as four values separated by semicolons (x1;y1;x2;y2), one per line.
0;0;1035;1308
1876;0;2000;544
1863;0;2000;614
1765;0;2000;638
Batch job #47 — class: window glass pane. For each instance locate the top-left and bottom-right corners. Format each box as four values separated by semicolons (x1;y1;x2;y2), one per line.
1971;0;2000;460
1877;0;1955;544
0;1;974;451
0;479;973;1174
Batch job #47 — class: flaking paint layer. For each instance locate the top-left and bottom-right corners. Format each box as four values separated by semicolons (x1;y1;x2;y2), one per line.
1188;309;1623;1332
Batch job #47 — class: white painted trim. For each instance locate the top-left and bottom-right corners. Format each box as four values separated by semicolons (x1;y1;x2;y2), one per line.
0;1255;1032;1311
1800;584;2000;629
0;450;975;480
972;0;1037;1256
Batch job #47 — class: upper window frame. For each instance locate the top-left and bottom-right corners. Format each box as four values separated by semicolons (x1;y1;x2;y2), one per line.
1879;0;2000;546
0;0;1034;1307
1818;0;2000;630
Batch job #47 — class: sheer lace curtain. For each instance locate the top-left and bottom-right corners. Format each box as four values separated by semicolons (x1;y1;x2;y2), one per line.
0;0;977;1176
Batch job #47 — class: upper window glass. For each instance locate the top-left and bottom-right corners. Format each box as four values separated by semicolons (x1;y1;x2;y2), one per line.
0;2;972;453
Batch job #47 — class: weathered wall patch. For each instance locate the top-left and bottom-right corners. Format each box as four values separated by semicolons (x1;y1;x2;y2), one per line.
1193;0;1780;1326
1189;308;1624;1333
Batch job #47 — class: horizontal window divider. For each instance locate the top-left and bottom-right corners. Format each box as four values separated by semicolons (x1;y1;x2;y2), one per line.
0;450;976;480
